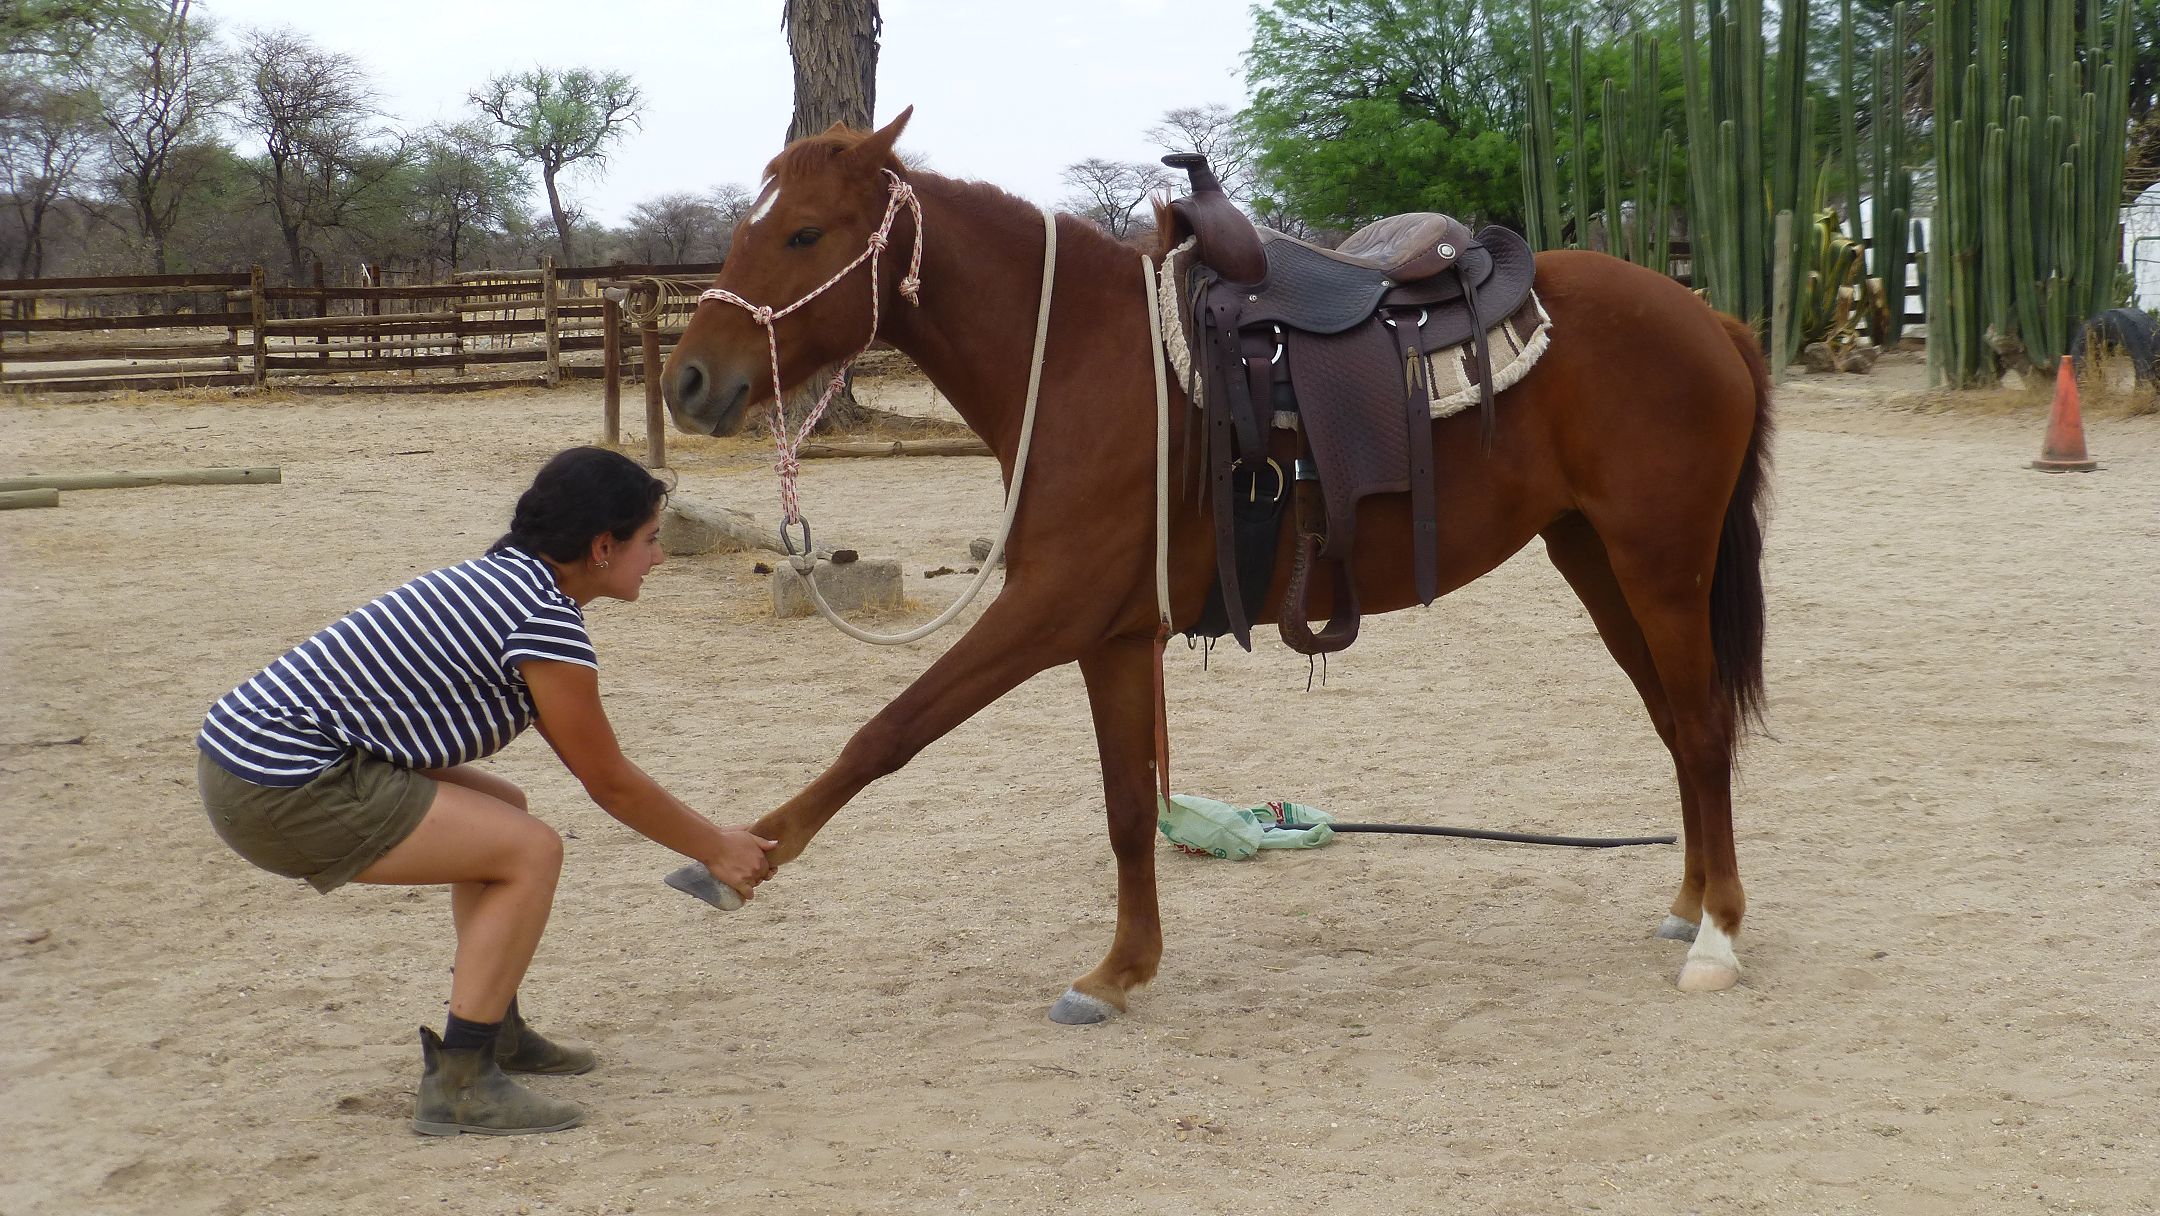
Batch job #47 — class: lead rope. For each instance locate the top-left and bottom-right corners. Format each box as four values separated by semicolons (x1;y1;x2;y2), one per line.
1141;254;1175;804
774;205;1058;646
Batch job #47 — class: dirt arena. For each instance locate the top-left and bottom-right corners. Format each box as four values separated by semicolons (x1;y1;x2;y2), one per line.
2;353;2155;1215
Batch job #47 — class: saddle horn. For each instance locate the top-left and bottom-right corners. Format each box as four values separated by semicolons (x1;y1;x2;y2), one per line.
1162;153;1267;286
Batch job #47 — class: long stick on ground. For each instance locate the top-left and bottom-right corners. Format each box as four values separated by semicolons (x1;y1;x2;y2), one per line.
797;439;991;459
0;467;281;492
0;488;59;509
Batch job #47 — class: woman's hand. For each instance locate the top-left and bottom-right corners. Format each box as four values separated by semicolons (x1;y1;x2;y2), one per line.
702;829;779;902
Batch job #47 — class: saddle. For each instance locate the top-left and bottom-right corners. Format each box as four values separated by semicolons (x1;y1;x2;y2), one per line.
1160;154;1542;656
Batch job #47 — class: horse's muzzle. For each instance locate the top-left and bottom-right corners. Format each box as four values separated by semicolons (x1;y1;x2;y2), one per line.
662;356;752;437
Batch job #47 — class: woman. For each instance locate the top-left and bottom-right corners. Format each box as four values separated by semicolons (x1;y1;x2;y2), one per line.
195;445;774;1137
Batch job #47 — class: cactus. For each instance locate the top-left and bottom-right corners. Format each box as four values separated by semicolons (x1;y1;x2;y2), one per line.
1676;0;1813;360
1928;0;2134;386
1868;4;1914;346
1520;0;1677;273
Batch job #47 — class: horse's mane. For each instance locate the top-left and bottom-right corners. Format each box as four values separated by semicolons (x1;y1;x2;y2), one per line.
766;123;1169;265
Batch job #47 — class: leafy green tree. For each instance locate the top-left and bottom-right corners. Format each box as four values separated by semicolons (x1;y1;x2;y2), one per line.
0;0;160;66
470;66;641;265
407;120;525;275
1244;0;1564;230
92;0;227;273
0;71;102;275
234;28;409;283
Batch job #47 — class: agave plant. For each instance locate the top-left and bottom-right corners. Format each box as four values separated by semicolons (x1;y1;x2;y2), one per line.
1800;205;1879;354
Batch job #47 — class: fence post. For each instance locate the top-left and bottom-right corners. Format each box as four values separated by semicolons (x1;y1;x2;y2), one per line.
310;262;329;366
602;288;623;445
640;288;665;468
542;256;560;388
249;266;267;388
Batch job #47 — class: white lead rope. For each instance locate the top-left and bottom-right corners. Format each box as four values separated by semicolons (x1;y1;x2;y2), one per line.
791;207;1059;644
1141;254;1172;632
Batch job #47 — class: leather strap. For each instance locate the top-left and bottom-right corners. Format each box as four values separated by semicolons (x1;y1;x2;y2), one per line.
1277;439;1361;655
1392;311;1440;606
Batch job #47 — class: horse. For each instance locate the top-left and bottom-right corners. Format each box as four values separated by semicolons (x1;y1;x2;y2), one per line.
661;109;1772;1022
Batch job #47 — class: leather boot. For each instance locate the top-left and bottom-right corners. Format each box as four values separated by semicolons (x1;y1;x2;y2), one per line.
495;1003;597;1076
411;1027;585;1136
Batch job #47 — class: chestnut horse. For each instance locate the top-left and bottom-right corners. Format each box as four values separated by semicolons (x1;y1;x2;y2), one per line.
663;110;1772;1020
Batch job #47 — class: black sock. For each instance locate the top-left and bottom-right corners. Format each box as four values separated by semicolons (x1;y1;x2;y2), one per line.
443;1012;502;1052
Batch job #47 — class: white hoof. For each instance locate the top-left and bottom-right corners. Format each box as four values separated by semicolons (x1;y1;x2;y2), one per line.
1676;919;1740;991
1656;914;1699;942
1676;959;1741;991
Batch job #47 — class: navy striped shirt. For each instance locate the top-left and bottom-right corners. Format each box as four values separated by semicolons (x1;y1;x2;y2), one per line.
197;547;597;786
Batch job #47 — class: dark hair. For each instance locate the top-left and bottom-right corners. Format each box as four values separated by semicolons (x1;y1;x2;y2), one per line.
490;446;670;562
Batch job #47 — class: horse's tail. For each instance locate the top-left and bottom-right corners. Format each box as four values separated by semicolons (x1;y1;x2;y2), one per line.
1711;313;1774;746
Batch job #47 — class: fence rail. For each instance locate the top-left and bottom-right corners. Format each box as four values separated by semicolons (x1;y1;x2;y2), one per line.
0;260;723;397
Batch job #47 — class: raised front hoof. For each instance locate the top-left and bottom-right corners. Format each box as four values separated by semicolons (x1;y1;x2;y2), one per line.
1048;989;1119;1025
1656;914;1700;942
1676;960;1741;992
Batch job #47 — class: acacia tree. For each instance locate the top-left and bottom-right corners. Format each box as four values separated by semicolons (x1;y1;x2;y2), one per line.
235;29;408;283
410;120;524;275
95;0;225;273
1147;104;1256;202
0;74;102;276
1058;157;1172;240
470;67;641;265
623;192;729;263
1;0;160;66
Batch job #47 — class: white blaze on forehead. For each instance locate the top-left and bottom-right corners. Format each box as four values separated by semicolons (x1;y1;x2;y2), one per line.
747;179;780;226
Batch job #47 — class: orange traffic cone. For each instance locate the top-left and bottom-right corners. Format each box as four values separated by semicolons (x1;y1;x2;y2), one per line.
2031;355;2099;473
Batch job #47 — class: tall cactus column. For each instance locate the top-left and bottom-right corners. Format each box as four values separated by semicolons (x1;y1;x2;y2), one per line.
1929;0;2133;387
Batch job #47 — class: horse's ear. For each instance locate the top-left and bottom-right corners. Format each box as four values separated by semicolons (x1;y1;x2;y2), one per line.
849;106;913;168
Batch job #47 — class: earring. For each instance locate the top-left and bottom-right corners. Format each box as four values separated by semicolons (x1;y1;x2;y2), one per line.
597;560;610;569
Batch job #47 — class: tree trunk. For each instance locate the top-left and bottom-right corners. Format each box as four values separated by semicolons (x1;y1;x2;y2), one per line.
543;166;575;266
782;0;881;433
785;0;879;141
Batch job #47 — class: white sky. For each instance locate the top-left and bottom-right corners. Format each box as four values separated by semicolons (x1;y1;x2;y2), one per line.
190;0;1258;226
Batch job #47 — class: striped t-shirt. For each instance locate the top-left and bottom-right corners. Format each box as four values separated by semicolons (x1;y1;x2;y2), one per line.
197;547;598;787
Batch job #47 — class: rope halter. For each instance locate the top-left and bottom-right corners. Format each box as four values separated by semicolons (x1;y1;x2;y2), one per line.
695;169;924;531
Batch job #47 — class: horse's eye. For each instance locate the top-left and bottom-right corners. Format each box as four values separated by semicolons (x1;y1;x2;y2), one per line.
787;228;822;248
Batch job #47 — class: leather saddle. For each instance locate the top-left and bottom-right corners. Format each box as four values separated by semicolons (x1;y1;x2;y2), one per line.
1160;153;1539;656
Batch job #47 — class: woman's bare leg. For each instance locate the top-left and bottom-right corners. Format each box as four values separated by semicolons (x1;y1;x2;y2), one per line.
353;779;562;1022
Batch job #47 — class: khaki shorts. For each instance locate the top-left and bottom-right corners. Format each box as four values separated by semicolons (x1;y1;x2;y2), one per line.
197;749;438;893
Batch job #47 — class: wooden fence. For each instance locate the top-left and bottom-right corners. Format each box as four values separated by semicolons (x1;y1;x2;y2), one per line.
0;260;725;396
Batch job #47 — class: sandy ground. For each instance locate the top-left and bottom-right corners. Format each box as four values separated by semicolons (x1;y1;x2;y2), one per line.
2;353;2156;1216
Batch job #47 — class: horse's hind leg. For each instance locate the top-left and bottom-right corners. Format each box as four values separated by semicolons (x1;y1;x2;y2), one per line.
1576;522;1746;992
1047;634;1165;1025
1540;516;1705;943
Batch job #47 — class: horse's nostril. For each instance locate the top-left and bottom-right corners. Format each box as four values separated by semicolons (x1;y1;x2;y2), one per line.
676;361;706;406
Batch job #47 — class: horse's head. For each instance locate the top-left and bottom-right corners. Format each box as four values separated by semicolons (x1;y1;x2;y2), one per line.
662;108;916;436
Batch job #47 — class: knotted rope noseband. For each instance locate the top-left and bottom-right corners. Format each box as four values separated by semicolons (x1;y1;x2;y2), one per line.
697;168;925;539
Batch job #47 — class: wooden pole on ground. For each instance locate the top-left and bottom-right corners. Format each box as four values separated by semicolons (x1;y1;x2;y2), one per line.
0;488;58;509
541;256;560;388
797;439;993;459
601;290;623;445
0;467;281;492
640;289;666;468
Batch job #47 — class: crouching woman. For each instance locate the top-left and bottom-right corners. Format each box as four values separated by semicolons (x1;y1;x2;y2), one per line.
195;446;773;1136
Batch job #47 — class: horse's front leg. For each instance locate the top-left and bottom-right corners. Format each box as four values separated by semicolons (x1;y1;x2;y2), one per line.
748;595;1085;866
1047;634;1165;1025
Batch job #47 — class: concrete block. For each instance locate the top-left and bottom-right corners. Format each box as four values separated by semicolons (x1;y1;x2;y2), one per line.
772;556;903;618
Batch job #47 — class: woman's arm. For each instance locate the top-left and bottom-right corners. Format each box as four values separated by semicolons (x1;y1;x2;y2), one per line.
521;658;774;898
